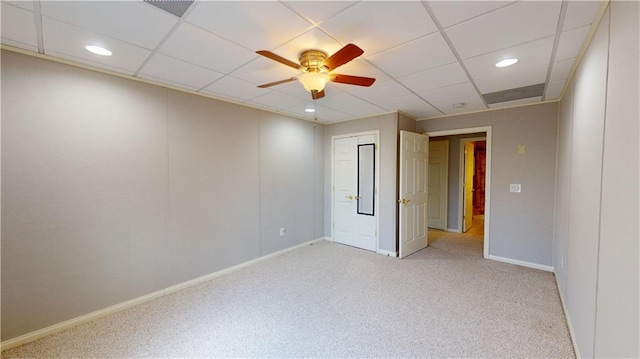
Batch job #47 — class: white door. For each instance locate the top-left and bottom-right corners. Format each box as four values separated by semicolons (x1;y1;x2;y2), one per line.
399;131;429;258
428;140;449;230
463;142;475;232
333;135;377;251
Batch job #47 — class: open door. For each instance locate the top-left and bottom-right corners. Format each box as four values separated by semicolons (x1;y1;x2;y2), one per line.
399;131;429;258
463;142;475;232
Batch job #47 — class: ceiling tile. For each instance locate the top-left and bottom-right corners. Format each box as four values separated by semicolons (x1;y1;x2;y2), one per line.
397;62;469;94
339;79;411;103
555;25;590;62
427;1;515;28
1;3;38;52
563;1;602;31
230;57;300;87
42;17;151;74
464;36;554;93
417;82;479;104
550;58;575;82
4;1;34;12
446;1;562;59
319;1;437;56
314;86;386;117
40;1;177;49
184;1;312;51
247;91;309;110
282;1;357;25
487;96;542;109
367;32;457;78
138;53;224;91
201;75;270;102
159;22;256;74
435;95;487;115
282;104;352;123
377;93;442;119
272;28;343;65
545;80;565;100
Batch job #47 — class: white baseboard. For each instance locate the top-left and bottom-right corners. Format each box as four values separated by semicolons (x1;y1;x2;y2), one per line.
446;228;462;233
487;254;554;272
554;273;581;358
377;249;397;257
0;237;326;352
323;236;334;242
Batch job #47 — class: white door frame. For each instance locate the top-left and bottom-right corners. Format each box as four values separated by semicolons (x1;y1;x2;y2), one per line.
460;137;486;233
330;130;380;253
425;126;492;259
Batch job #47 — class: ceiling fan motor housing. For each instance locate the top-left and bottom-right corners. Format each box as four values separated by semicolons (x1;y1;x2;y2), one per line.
299;50;328;72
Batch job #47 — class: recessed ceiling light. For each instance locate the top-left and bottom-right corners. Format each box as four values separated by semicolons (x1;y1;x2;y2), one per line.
305;108;316;113
452;102;465;108
495;58;518;68
85;45;112;56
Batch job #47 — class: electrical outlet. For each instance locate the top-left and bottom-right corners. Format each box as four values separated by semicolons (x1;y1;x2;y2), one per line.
279;228;286;237
510;184;522;193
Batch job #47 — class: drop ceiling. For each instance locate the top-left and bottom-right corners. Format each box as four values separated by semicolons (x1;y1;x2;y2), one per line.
0;0;602;123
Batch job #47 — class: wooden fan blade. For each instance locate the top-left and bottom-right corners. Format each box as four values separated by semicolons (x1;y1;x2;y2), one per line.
256;50;301;70
257;77;297;88
324;44;364;70
311;89;325;100
331;74;376;87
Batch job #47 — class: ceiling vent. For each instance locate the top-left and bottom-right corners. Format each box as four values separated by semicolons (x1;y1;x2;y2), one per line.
144;0;194;18
482;83;546;105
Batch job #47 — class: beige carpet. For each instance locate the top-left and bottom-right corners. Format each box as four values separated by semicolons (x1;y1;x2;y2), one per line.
3;230;575;358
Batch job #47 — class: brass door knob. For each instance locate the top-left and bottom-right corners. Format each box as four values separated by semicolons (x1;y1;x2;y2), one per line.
397;198;410;204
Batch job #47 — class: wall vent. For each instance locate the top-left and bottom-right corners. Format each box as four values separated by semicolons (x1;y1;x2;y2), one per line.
144;0;194;18
482;83;546;105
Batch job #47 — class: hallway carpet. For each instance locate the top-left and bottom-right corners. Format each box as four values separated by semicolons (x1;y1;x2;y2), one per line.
3;231;574;358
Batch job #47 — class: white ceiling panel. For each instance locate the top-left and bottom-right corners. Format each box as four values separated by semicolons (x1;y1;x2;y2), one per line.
319;1;438;56
377;93;442;119
314;86;385;116
138;53;223;91
1;3;38;52
282;104;351;123
339;79;411;103
272;28;343;65
550;58;575;82
427;1;515;28
276;82;317;101
159;22;256;74
201;75;270;102
185;1;312;52
367;32;457;78
398;62;469;94
563;1;602;31
283;1;357;25
446;1;562;59
230;57;300;86
555;25;590;62
40;1;177;50
42;17;152;74
464;36;554;93
4;1;33;11
247;90;309;110
488;96;542;109
434;94;487;115
545;80;565;100
418;82;479;104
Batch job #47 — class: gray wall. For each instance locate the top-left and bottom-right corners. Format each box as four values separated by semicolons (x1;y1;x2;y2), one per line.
324;112;398;253
554;2;639;357
428;133;484;231
417;103;558;266
1;51;325;340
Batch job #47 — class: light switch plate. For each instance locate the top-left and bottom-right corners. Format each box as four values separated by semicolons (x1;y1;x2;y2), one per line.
510;184;522;193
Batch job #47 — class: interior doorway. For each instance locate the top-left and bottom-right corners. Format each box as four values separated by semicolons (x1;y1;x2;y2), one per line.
425;127;492;259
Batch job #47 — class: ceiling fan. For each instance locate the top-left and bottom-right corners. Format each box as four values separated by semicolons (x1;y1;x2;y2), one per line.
255;43;376;100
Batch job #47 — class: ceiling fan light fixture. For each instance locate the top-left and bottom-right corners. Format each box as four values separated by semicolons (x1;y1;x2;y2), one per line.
298;71;330;93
